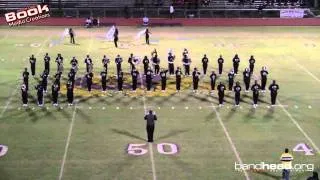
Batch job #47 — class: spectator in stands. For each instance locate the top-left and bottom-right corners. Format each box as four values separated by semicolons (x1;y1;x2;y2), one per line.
85;17;92;28
169;4;175;19
143;16;149;26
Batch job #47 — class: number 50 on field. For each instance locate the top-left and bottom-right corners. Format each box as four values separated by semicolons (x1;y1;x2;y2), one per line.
126;143;179;156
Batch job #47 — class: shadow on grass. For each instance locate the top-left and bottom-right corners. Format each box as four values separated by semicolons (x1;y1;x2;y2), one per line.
111;128;145;141
157;129;190;141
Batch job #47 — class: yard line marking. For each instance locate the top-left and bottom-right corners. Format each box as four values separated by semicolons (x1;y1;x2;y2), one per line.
211;103;251;180
139;70;157;180
278;99;320;154
58;106;77;180
295;61;320;83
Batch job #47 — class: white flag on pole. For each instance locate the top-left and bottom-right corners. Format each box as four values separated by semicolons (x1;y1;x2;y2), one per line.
106;25;115;41
134;28;146;40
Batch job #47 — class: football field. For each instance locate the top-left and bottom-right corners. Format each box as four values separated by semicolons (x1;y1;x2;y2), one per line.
0;26;319;180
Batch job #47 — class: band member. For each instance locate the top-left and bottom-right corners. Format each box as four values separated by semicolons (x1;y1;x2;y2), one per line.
29;54;36;76
168;51;175;75
160;69;168;92
182;54;191;76
54;72;62;92
35;82;44;106
228;69;235;91
251;80;261;108
102;55;110;73
21;84;28;106
101;71;107;92
234;81;241;106
118;70;124;91
152;54;160;75
69;28;75;44
260;66;268;92
70;56;78;73
52;82;59;106
217;82;226;106
202;54;209;75
128;53;135;71
114;26;119;48
192;68;201;92
86;72;93;92
145;28;151;45
232;54;240;75
182;48;189;57
22;68;29;91
175;67;182;92
44;53;50;74
66;80;74;106
40;70;48;93
131;68;139;91
249;55;255;74
115;55;123;75
269;80;279;106
217;55;224;75
146;67;153;91
143;56;150;75
210;71;217;93
55;53;64;74
84;55;93;73
243;68;251;92
144;110;157;142
68;69;76;88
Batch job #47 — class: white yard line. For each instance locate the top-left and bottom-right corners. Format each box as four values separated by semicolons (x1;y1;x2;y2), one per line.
58;106;77;180
139;71;157;180
211;103;251;180
294;61;320;83
277;99;320;154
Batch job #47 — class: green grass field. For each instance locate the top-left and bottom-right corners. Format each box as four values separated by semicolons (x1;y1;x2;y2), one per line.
0;26;319;180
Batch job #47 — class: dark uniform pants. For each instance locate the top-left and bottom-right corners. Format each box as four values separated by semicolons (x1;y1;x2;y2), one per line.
70;35;75;44
228;79;234;91
146;125;155;142
116;64;121;75
132;79;137;90
253;93;259;104
67;91;73;104
31;64;36;76
176;78;181;90
52;92;58;104
144;65;148;75
193;79;199;90
203;64;208;75
233;64;239;74
218;64;223;74
102;80;107;91
22;93;28;104
114;38;118;48
24;79;29;91
154;65;160;75
271;92;277;105
87;81;92;92
244;79;250;90
146;35;149;45
146;79;152;91
211;80;216;90
218;92;224;104
45;63;50;74
249;64;254;74
261;78;267;90
235;93;240;105
161;79;166;90
282;169;290;180
37;93;43;105
169;64;174;75
118;80;123;91
184;65;190;75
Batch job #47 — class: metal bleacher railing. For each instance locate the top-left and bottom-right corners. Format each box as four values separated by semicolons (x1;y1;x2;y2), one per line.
0;0;316;18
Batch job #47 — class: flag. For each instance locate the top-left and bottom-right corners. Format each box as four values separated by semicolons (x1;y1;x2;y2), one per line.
106;25;115;41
